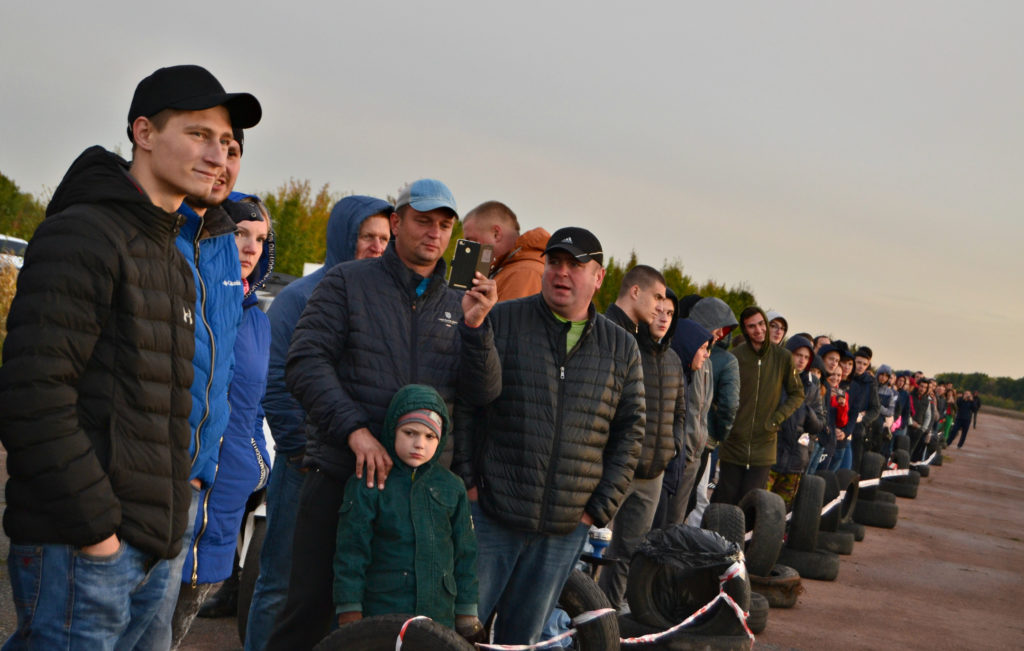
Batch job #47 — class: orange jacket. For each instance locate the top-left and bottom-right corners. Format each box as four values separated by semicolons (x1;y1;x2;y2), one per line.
492;227;549;301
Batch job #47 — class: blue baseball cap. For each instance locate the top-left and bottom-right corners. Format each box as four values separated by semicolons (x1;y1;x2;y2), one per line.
395;179;457;217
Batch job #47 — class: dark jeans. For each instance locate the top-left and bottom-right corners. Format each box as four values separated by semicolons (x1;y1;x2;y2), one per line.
265;468;348;651
473;502;589;645
245;455;307;651
710;461;771;506
948;419;972;448
598;474;663;608
908;426;927;462
851;427;865;474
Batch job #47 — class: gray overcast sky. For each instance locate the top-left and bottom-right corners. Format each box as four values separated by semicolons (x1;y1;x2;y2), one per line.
2;1;1021;377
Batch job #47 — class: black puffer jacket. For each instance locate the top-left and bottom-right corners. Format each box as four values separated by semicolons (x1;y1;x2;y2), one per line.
286;242;501;479
605;301;685;480
0;146;196;559
455;294;645;534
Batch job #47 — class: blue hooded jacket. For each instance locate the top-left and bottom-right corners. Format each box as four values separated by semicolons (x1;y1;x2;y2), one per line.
184;192;275;585
263;196;393;456
176;201;243;485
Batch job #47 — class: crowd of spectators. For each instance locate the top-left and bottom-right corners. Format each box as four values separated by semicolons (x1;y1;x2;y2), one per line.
0;63;985;649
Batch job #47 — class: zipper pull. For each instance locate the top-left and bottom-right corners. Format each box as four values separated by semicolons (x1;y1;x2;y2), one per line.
560;366;565;380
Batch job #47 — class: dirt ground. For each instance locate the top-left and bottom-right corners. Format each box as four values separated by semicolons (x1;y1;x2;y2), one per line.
2;411;1023;650
753;411;1024;651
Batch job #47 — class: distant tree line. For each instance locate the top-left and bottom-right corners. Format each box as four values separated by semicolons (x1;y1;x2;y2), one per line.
936;372;1024;412
5;170;1018;406
0;173;46;240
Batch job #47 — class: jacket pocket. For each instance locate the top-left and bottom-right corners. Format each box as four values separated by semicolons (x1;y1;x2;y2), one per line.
365;570;415;594
442;571;457;596
428;486;458;511
8;544;42;612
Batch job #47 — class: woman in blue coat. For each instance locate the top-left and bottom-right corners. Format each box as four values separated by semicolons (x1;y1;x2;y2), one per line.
172;195;275;648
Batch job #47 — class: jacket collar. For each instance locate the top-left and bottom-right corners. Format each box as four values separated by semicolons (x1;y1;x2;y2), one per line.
381;240;448;300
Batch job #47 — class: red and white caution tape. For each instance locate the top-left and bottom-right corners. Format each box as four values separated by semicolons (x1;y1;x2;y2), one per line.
880;468;910;478
475;608;616;650
820;493;844;516
395;616;430;650
619;561;754;646
478;563;754;649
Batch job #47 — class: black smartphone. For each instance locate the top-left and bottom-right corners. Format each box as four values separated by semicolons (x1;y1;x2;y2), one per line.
448;239;493;290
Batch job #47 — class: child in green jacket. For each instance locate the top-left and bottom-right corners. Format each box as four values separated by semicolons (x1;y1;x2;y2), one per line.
333;384;483;638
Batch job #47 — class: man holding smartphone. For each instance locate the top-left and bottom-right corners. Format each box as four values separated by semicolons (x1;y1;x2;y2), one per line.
268;179;502;649
453;227;645;645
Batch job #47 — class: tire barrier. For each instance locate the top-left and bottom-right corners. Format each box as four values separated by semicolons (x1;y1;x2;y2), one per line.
315;614;475;650
738;490;786;576
749;565;803;609
618;562;754;649
785;475;824;553
746;593;769;634
816;530;855;555
329;440;943;650
776;547;841;581
701;503;746;547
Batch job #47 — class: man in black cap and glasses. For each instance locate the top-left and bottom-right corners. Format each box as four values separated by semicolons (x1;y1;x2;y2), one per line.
0;64;260;649
452;227;646;645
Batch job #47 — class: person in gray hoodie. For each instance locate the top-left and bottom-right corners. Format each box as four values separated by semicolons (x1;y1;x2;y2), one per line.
684;297;740;525
653;317;714;528
242;195;392;651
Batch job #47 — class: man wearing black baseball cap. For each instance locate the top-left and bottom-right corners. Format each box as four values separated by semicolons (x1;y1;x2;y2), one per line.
127;64;261;143
0;64;260;649
452;226;646;644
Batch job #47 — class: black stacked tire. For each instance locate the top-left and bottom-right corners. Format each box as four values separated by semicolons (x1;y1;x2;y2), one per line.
786;475;824;552
557;570;620;649
776;547;841;581
815;470;841;532
314;614;474;650
893;435;910;452
619;604;752;650
859;452;885;501
874;490;896;504
913;463;931;477
816;530;855;555
838;520;866;541
747;592;769;634
738;489;786;577
626;553;750;631
834;469;860;524
853;499;898;528
892;449;910;469
749;564;802;608
879;470;920;499
700;503;746;547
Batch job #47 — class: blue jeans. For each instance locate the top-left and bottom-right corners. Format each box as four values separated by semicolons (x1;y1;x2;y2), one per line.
805;441;826;475
4;541;170;651
829;444;852;471
472;502;589;645
135;488;199;650
244;456;306;651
